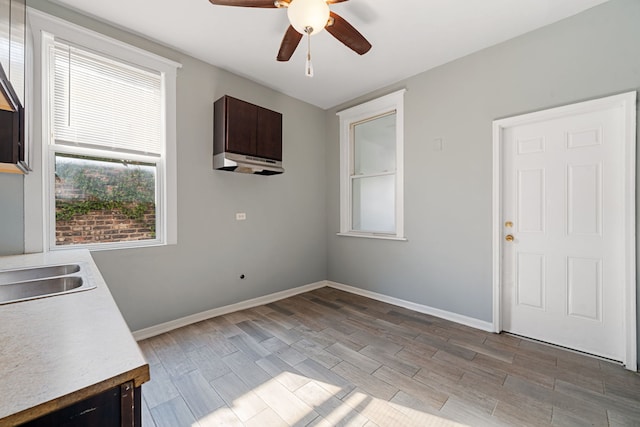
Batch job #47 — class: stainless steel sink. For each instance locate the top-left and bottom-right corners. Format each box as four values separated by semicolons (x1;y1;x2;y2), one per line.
0;263;96;305
0;277;84;303
0;264;81;285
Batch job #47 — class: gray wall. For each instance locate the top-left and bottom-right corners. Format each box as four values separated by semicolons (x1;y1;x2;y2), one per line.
13;0;328;331
326;0;640;362
0;174;23;255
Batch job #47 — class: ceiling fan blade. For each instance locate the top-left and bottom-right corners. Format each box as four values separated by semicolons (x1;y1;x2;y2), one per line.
326;11;371;55
208;0;278;8
277;25;303;61
326;0;349;3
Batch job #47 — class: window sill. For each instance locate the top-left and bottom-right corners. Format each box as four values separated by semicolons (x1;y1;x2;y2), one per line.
49;240;172;253
336;232;408;242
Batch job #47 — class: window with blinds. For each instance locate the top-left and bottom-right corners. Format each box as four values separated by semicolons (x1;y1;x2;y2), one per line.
47;39;165;249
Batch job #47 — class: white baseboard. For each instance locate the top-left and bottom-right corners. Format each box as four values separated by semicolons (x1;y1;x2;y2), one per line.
132;279;494;341
326;281;494;332
132;281;326;341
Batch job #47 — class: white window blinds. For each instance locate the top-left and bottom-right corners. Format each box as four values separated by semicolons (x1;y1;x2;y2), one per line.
51;41;163;156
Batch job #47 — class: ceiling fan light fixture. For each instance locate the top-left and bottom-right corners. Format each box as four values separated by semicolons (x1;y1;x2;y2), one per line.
287;0;330;36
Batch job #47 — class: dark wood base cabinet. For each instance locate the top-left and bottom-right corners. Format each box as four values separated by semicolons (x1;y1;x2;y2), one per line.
21;382;141;427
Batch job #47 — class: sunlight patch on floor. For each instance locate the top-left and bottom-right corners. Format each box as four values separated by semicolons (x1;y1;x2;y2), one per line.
197;374;469;426
195;406;242;427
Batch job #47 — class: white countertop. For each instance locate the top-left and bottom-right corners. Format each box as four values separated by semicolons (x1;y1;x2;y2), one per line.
0;250;149;426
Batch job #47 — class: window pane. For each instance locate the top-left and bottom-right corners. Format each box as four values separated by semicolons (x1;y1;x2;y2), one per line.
352;175;395;233
353;112;396;175
54;154;157;246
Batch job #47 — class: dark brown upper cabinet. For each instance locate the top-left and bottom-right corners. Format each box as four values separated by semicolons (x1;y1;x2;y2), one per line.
214;95;282;161
0;0;27;174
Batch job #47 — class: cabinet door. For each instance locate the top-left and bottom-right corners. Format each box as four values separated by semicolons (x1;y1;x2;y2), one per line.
21;384;142;427
0;0;9;74
256;107;282;161
9;0;24;103
226;96;257;156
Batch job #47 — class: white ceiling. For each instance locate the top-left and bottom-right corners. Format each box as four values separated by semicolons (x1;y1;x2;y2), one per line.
49;0;610;109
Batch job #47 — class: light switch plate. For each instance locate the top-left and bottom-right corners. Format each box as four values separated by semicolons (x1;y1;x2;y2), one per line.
235;212;246;221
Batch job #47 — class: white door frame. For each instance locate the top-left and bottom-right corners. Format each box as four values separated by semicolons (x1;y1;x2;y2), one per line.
492;92;637;370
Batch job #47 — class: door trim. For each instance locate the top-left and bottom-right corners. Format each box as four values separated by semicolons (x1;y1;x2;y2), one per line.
492;92;637;370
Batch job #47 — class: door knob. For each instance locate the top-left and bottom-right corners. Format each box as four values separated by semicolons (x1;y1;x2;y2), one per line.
505;234;514;242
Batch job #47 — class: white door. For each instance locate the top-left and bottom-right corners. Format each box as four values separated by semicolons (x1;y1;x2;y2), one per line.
499;96;634;362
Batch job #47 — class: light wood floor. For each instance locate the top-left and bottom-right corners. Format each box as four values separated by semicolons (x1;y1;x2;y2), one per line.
138;287;640;426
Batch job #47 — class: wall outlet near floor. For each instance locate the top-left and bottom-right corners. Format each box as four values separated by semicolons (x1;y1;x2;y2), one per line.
235;212;246;221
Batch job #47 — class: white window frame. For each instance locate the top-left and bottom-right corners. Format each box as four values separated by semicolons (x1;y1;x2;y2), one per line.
24;9;180;252
337;89;406;241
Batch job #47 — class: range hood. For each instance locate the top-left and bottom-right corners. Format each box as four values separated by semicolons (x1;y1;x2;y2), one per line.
213;95;284;175
213;152;284;175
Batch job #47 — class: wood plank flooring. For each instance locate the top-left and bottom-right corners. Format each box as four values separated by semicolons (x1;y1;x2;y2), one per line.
139;287;640;426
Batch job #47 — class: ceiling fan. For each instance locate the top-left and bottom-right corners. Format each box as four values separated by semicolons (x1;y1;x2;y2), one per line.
208;0;372;76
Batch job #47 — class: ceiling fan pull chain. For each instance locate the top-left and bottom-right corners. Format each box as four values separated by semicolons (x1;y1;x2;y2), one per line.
305;26;314;77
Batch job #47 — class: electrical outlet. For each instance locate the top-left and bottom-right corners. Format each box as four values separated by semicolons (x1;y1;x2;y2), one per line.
235;212;246;221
